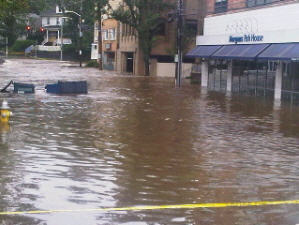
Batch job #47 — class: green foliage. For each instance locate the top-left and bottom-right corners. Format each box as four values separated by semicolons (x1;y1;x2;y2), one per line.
60;0;109;62
0;0;56;47
112;0;174;75
28;0;57;14
0;0;29;46
85;60;99;67
27;31;45;44
182;21;197;55
10;39;35;52
62;44;76;53
62;43;90;60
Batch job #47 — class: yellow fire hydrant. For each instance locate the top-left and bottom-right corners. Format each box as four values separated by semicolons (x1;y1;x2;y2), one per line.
0;100;12;123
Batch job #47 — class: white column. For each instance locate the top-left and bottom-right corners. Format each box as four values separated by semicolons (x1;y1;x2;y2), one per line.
46;30;49;42
274;61;283;100
226;60;233;92
201;61;208;87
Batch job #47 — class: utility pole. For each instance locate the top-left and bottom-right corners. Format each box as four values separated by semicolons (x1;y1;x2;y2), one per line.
60;18;64;61
79;18;82;67
79;0;83;67
95;3;103;70
5;37;8;58
35;40;37;58
98;20;103;70
176;0;183;87
64;10;82;67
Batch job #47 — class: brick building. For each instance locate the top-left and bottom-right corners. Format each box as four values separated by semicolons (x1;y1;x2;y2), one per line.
92;0;205;76
91;0;120;69
117;0;205;76
188;0;299;103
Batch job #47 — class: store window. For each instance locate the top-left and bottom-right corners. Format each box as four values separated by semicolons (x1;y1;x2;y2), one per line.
247;0;280;7
215;0;227;13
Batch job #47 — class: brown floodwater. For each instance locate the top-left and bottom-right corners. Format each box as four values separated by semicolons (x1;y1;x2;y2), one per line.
0;59;298;225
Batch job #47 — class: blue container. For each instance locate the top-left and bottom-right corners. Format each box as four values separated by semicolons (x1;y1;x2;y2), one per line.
45;81;87;94
45;83;59;93
14;82;35;94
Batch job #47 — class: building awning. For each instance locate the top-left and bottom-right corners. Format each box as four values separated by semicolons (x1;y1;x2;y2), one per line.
257;43;299;61
186;45;222;58
211;44;270;60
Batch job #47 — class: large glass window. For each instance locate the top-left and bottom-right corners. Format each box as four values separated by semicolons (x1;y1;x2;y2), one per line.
185;20;198;36
247;0;280;7
214;0;227;13
102;30;108;40
108;29;116;40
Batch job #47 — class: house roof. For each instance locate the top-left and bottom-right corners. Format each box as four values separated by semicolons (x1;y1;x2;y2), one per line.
41;6;63;17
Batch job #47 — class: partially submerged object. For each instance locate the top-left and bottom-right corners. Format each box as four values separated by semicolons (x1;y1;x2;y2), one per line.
0;81;35;94
45;81;88;94
0;80;13;93
0;80;87;95
14;82;35;94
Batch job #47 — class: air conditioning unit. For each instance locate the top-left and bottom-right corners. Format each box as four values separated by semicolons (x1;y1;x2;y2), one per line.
105;43;111;50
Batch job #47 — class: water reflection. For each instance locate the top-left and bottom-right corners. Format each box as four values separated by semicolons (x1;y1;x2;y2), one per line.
0;59;298;224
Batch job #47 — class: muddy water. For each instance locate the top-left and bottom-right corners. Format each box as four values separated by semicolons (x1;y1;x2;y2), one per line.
0;59;298;225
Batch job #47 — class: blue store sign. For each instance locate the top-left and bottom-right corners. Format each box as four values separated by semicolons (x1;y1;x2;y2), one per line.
229;34;264;43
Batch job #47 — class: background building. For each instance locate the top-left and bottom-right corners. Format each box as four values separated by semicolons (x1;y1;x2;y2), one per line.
93;0;205;77
102;19;118;70
40;5;71;46
189;0;299;103
117;0;205;76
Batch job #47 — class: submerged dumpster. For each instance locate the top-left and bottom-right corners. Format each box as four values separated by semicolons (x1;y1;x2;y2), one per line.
45;81;88;94
14;82;35;94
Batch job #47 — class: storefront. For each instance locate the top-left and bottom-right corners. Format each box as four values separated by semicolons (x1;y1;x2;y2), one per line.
188;3;299;103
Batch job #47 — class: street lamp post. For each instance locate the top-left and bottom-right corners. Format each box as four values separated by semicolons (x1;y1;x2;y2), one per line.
5;37;8;58
94;5;103;70
64;10;82;67
176;0;183;87
60;17;68;61
60;18;64;61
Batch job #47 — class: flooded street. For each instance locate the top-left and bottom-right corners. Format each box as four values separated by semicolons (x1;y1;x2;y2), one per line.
0;58;299;225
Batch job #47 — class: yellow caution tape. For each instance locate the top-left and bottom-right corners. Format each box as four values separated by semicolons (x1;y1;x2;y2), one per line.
1;200;299;215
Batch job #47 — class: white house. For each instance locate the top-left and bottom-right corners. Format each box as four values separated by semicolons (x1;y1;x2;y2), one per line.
40;5;71;46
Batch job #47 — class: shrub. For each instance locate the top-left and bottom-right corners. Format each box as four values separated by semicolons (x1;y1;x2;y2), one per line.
62;44;76;54
11;40;36;52
62;44;91;61
85;60;99;68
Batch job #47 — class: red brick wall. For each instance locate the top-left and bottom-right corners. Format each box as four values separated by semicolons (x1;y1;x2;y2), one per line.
102;19;118;52
206;0;215;14
228;0;246;10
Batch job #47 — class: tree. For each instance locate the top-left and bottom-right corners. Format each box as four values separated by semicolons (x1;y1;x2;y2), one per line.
112;0;173;76
58;0;109;62
0;0;29;46
94;0;110;69
28;0;57;14
0;0;55;47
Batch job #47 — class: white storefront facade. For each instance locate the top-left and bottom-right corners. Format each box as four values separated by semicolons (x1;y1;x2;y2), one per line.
190;2;299;103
